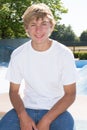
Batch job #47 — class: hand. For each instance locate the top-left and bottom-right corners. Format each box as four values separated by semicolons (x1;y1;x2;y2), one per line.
37;116;50;130
19;111;37;130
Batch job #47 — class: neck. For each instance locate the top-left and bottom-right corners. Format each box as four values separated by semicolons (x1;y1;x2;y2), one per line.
31;39;52;51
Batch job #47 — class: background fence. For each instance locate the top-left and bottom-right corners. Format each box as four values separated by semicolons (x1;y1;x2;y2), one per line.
0;39;87;62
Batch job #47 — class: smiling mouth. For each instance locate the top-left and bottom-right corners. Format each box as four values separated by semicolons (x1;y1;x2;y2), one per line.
35;34;44;38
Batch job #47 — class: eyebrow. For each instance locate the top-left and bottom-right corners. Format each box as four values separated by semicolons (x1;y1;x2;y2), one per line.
30;20;49;24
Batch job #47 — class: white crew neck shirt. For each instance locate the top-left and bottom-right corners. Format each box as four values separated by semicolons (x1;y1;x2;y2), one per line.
6;40;77;110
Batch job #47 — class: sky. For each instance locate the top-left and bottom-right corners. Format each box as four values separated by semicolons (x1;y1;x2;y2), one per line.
60;0;87;36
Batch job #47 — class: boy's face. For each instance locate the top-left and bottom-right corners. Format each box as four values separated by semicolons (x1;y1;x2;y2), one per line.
25;17;52;44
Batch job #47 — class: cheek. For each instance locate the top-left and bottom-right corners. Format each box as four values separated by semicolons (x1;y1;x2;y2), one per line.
26;27;34;36
46;27;51;36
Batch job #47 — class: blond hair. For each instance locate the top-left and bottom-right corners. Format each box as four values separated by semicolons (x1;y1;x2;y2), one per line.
22;3;56;31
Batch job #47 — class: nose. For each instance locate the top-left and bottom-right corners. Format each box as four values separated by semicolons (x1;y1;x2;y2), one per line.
36;25;42;33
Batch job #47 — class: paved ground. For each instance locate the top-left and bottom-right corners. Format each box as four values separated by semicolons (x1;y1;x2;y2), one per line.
0;66;87;130
0;93;87;121
0;93;87;130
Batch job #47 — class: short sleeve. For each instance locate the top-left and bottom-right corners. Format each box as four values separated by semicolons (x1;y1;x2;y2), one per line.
6;55;23;84
62;50;77;85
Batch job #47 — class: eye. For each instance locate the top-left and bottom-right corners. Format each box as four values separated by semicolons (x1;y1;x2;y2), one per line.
29;23;36;27
42;22;48;26
31;24;35;27
42;23;47;25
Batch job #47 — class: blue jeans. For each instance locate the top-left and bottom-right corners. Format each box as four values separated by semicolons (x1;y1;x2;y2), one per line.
0;108;75;130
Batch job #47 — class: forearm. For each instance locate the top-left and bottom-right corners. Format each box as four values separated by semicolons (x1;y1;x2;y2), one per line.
37;93;76;130
9;90;26;118
9;82;28;119
9;83;37;130
44;93;76;124
42;83;76;124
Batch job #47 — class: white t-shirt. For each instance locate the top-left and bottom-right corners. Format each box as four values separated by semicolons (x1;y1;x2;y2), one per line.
6;40;77;110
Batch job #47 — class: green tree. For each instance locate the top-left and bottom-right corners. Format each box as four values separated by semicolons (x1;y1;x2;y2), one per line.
80;30;87;41
51;24;77;43
0;0;67;39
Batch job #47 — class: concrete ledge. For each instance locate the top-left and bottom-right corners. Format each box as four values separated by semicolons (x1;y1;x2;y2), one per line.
0;93;13;116
0;93;87;121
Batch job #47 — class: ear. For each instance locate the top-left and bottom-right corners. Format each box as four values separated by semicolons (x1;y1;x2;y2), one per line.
24;25;28;31
50;23;54;32
24;25;30;37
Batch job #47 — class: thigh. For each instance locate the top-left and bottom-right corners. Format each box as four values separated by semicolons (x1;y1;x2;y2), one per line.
0;109;20;130
50;111;75;130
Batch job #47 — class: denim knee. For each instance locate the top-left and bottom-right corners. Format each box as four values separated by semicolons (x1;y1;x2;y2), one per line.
50;111;75;130
0;109;20;130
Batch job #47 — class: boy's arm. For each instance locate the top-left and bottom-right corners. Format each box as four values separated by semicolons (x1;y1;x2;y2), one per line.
9;82;37;130
37;83;76;130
